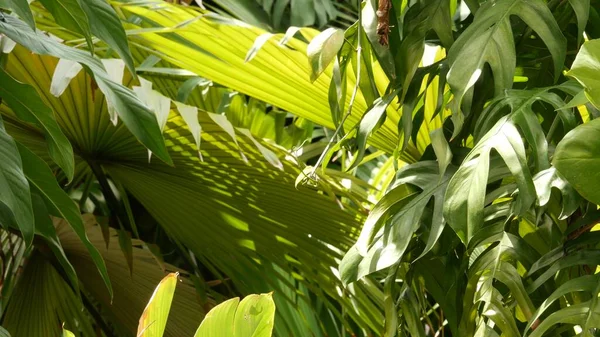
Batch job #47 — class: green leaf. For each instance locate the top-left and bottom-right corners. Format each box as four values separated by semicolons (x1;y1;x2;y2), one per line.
447;0;566;124
0;66;75;180
307;28;345;82
444;117;536;245
0;327;9;337
0;15;172;165
16;143;112;298
137;272;179;337
37;0;94;52
2;0;35;30
0;117;33;246
553;118;600;204
568;0;590;44
117;229;133;275
525;274;600;335
396;0;453;100
430;128;452;178
194;294;276;337
351;88;401;169
62;328;75;337
78;0;137;76
567;39;600;108
32;193;79;294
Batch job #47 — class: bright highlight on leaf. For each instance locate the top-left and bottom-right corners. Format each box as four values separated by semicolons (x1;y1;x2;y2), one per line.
194;293;276;337
307;28;345;82
137;272;179;337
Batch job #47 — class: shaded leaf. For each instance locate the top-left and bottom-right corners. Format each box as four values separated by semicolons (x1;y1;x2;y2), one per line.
0;117;33;246
0;67;75;181
0;15;172;165
16;143;112;298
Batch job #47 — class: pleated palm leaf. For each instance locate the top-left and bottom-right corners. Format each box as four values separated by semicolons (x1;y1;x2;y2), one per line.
2;215;205;336
0;42;383;335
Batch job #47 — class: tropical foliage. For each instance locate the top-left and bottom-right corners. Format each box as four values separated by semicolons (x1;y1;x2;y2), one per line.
0;0;600;336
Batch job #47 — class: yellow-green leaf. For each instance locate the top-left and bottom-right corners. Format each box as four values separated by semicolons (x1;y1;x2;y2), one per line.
137;272;179;337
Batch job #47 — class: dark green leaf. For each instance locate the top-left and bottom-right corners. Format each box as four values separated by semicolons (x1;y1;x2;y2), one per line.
2;0;34;30
37;0;94;52
16;143;112;298
78;0;137;76
553;118;600;204
31;193;79;294
445;117;536;245
351;88;401;169
0;117;33;246
0;15;172;165
0;67;74;180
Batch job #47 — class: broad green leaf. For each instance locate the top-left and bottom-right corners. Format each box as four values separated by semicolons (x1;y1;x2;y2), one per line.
567;39;600;108
351;88;401;169
0;117;33;246
16;143;112;298
2;0;34;30
2;253;96;336
233;294;276;337
532;167;579;219
195;298;238;337
445;117;536;245
195;293;276;337
137;272;179;337
78;0;137;76
396;0;453;100
475;87;576;172
122;2;420;160
447;0;566;125
307;28;345;82
568;0;590;44
354;183;417;256
37;0;94;52
0;67;75;181
525;274;600;335
0;16;172;165
56;216;205;336
553;118;600;204
32;193;79;294
342;161;453;282
0;326;9;337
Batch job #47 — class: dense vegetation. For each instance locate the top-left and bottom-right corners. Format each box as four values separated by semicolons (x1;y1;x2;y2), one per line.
1;0;600;336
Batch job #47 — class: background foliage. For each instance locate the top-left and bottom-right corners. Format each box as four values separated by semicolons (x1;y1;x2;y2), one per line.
0;0;600;336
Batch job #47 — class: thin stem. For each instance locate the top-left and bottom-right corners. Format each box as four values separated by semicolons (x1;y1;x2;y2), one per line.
311;1;363;177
